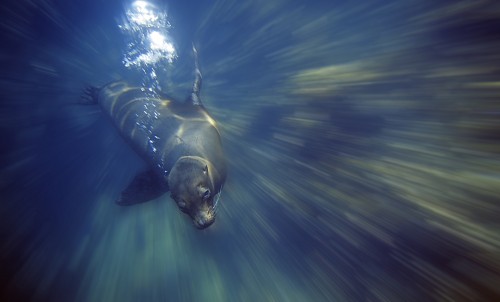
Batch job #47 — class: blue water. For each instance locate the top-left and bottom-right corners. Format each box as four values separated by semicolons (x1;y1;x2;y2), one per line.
1;0;500;301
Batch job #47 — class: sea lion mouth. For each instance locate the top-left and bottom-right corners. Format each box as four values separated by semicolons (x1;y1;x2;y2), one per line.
193;212;215;229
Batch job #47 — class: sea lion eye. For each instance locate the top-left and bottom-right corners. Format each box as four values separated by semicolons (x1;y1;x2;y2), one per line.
202;189;211;200
203;165;208;174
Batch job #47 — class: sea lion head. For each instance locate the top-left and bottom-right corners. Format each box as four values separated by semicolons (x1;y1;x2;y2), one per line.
168;156;219;229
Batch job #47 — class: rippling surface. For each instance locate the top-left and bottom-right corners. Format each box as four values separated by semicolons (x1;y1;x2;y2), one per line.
1;0;500;301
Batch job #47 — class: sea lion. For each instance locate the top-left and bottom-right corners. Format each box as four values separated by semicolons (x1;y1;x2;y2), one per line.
83;47;226;229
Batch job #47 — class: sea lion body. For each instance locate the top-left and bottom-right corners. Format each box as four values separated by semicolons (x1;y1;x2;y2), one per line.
98;82;226;185
86;49;226;229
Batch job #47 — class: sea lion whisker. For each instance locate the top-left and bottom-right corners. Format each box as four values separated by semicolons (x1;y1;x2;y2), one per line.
211;187;223;213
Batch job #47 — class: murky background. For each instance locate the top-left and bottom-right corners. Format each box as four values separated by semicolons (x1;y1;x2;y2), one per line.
1;0;500;301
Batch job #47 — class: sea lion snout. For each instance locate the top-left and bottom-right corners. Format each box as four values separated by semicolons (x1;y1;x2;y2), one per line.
193;210;215;229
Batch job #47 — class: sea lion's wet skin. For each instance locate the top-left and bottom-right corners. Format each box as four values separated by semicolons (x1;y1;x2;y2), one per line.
83;47;226;229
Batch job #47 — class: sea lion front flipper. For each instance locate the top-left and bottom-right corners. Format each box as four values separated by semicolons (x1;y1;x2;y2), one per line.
116;170;168;206
188;44;203;106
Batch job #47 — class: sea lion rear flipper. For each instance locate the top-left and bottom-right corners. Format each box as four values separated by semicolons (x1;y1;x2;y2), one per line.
116;170;168;206
80;85;100;105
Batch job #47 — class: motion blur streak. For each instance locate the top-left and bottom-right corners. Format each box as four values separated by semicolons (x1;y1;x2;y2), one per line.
1;0;499;301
